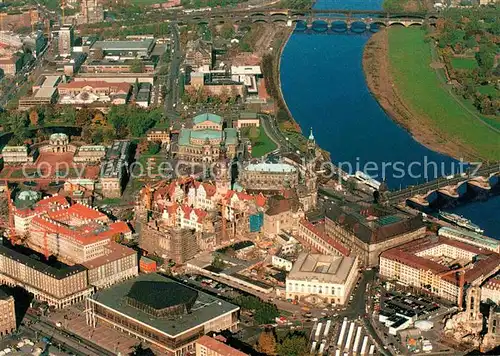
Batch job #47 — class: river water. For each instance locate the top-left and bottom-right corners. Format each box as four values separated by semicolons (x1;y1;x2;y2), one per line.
279;0;500;237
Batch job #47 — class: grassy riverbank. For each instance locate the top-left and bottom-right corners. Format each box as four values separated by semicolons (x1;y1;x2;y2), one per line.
363;27;500;161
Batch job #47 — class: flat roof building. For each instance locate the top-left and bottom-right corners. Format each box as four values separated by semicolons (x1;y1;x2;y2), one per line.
286;253;358;305
86;273;239;355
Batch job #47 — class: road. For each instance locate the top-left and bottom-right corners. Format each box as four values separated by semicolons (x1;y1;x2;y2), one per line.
24;312;115;356
260;113;300;154
164;23;181;118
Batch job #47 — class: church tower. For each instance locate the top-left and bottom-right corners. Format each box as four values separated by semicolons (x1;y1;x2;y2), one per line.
215;141;230;196
307;127;316;158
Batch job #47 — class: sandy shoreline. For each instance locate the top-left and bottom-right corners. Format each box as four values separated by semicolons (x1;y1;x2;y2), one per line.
362;29;481;162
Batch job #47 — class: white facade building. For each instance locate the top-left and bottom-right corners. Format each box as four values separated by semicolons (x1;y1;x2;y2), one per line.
286;253;358;305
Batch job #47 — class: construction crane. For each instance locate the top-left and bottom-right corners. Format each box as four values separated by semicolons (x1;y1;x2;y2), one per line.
439;267;467;310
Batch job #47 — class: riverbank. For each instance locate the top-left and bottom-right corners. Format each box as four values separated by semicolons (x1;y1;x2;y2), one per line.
363;28;499;162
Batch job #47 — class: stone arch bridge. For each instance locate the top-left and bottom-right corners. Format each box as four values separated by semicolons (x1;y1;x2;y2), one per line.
178;9;439;30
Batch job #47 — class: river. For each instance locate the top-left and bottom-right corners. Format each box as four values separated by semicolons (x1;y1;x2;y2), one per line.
279;0;500;237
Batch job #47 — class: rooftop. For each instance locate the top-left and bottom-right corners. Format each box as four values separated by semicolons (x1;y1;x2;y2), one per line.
0;240;87;280
288;253;357;284
90;273;239;338
92;39;154;52
325;202;424;244
193;113;223;126
196;335;248;356
34;86;57;99
381;236;500;286
245;162;296;174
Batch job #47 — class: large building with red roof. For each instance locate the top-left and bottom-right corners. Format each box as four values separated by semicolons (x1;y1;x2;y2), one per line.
380;236;500;304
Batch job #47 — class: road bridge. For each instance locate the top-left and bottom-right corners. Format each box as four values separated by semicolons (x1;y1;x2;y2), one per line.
385;163;500;205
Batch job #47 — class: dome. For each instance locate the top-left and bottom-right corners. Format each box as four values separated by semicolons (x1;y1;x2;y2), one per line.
18;190;40;202
415;320;434;331
50;133;69;141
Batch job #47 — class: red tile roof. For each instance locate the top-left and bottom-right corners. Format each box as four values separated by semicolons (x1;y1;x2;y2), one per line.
300;219;350;257
58;80;131;94
380;236;500;286
196;335;248;356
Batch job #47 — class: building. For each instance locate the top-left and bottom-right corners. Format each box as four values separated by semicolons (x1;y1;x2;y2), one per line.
56;25;74;56
239;162;299;192
481;275;500;304
0;54;22;76
85;273;239;355
234;112;260;129
271;254;294;272
82;242;138;289
80;0;104;24
438;226;500;253
324;203;426;266
0;290;16;337
147;128;170;145
100;140;131;198
297;219;350;257
185;39;212;69
195;335;248;356
73;145;106;164
0;8;39;31
263;194;303;236
90;39;155;59
139;256;157;273
81;59;155;74
18;86;59;110
0;241;93;308
136;82;151;107
58;80;131;105
176;113;238;163
379;236;500;303
1;145;35;164
13;195;131;263
286;253;359;305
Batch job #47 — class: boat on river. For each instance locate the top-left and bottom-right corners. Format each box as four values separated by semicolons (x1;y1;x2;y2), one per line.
438;211;484;234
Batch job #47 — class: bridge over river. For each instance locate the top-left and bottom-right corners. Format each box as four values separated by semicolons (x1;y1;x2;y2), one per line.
170;7;439;29
385;163;500;205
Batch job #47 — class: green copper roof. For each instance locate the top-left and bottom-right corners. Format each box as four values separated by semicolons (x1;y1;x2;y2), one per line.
193;113;223;125
179;128;238;147
191;129;222;140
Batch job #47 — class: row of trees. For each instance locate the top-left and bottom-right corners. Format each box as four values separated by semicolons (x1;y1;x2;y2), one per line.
232;295;279;325
0;105;166;145
257;329;309;356
182;86;242;106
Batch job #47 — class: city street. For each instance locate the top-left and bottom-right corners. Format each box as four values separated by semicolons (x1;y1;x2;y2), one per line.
164;23;181;118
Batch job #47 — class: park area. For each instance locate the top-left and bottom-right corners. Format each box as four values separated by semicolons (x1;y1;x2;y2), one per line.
242;126;277;158
387;27;500;160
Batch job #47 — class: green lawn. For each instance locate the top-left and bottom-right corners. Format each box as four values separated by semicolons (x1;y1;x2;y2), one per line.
250;127;277;158
477;85;499;98
450;57;478;70
388;27;500;160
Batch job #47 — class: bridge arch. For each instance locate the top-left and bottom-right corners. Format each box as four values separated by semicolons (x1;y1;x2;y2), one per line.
388;22;406;27
311;20;329;32
252;18;269;24
270;12;288;17
250;12;266;17
272;17;288;24
331;20;348;32
350;21;367;32
407;22;423;27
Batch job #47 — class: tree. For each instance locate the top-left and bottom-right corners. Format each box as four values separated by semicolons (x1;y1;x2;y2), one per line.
29;110;39;126
276;333;309;356
257;329;277;356
130;59;145;73
475;43;495;76
220;23;235;39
